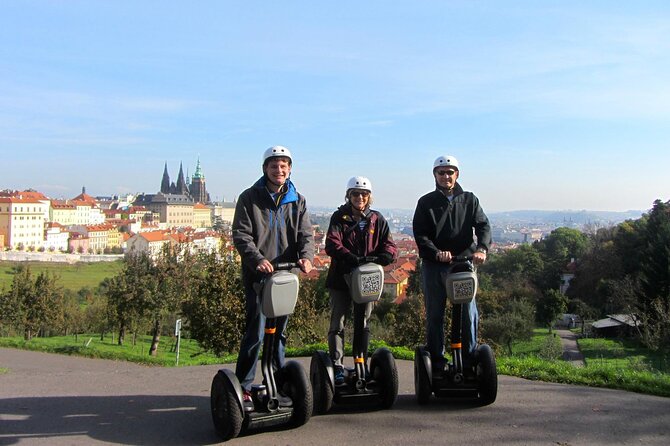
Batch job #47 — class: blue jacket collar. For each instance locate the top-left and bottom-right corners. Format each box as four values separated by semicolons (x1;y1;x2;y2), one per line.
254;176;299;205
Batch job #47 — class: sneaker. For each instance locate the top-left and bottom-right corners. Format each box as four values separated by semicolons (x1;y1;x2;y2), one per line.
334;366;345;385
242;390;254;411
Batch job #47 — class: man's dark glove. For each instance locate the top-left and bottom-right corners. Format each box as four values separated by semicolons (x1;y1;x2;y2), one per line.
342;252;361;267
375;252;394;266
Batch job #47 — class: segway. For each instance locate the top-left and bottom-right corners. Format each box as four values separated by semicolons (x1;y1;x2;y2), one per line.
414;256;497;406
310;257;399;414
210;262;313;441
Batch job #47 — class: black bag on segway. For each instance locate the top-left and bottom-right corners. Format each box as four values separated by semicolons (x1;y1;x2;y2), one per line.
345;262;384;304
442;261;478;304
259;270;300;318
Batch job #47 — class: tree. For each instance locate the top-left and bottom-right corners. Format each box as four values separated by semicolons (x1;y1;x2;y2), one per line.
481;298;535;355
105;253;158;346
289;274;321;346
482;244;543;284
536;289;567;332
637;200;670;352
405;259;423;297
535;227;590;290
639;200;670;305
147;244;197;356
391;294;426;348
182;253;246;356
1;266;63;340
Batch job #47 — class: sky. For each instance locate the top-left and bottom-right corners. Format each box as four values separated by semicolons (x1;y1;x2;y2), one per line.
1;1;669;213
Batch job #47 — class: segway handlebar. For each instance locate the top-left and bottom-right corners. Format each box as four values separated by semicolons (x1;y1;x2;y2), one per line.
359;256;380;264
451;255;473;262
274;262;299;271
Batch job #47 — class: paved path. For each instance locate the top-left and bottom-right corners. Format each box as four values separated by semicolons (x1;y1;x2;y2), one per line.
556;329;586;367
2;347;670;445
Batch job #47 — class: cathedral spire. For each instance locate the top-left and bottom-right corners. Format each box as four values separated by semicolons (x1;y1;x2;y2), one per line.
176;162;188;194
160;162;170;193
193;157;204;179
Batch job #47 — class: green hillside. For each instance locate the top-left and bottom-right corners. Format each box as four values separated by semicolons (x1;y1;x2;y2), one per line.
0;261;123;292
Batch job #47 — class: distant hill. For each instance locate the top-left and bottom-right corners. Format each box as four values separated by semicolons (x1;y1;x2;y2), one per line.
488;209;644;226
309;206;645;234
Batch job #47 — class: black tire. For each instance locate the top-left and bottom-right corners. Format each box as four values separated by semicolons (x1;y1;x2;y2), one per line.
370;348;399;409
309;352;333;415
210;370;244;441
414;346;431;405
476;344;498;406
281;360;313;427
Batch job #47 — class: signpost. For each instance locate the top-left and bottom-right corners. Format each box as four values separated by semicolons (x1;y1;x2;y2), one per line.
175;319;182;366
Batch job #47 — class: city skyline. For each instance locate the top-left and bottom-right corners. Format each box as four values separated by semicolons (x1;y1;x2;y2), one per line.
2;2;669;213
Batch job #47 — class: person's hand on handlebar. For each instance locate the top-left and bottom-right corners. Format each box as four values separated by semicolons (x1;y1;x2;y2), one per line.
256;259;274;274
436;251;452;263
297;258;313;274
473;250;487;265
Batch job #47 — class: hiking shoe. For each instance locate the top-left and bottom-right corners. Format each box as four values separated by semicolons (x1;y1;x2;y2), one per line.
242;390;254;411
334;367;345;385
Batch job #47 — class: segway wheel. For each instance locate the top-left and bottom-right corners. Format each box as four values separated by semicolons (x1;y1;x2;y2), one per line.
370;347;398;409
310;351;334;414
476;344;498;406
210;370;244;441
414;346;432;405
281;360;313;427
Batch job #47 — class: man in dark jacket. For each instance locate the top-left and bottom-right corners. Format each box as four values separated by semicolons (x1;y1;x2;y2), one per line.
232;145;314;404
412;155;491;373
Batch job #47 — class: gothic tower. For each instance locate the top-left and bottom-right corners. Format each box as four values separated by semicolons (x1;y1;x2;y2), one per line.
176;162;188;195
190;157;210;203
160;162;171;194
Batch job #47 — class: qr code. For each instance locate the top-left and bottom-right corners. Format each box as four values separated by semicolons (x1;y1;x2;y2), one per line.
453;279;475;300
360;272;382;296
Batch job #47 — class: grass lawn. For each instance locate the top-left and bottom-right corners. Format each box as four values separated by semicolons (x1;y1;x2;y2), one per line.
0;261;123;292
0;333;232;367
579;336;670;373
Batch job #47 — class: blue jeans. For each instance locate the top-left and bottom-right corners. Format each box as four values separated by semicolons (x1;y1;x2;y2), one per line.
421;260;479;367
235;281;288;391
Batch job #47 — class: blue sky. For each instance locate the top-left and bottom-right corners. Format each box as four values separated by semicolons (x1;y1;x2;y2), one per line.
2;1;669;212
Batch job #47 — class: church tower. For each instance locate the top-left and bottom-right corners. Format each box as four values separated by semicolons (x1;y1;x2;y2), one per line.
190;157;210;204
176;162;189;195
160;162;171;194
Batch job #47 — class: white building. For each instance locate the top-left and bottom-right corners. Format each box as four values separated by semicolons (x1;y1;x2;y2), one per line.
0;196;49;250
44;222;70;252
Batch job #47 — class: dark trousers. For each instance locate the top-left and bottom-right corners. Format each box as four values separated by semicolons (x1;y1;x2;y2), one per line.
421;261;479;367
235;281;288;391
327;288;373;368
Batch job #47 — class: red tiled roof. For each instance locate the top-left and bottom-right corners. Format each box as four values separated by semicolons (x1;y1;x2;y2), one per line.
139;231;172;242
0;197;44;204
1;190;49;200
51;200;76;209
72;192;98;205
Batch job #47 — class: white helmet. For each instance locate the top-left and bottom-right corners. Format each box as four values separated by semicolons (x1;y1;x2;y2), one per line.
346;176;372;192
433;155;459;171
263;145;292;165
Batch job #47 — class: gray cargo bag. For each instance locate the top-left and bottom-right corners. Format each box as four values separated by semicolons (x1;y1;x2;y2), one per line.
346;262;384;304
260;271;300;318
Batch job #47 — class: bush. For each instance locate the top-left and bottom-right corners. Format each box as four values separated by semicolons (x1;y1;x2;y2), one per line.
538;334;563;360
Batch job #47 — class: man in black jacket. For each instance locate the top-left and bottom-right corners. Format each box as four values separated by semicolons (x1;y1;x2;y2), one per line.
412;155;491;373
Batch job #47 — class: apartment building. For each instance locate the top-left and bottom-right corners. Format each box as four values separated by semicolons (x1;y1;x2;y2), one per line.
0;196;49;249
